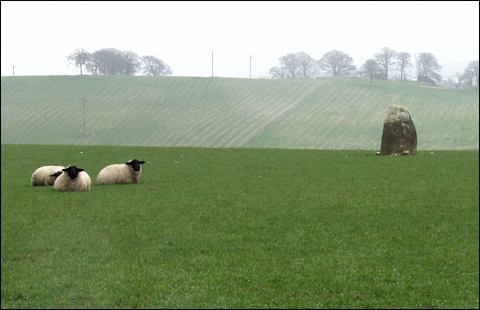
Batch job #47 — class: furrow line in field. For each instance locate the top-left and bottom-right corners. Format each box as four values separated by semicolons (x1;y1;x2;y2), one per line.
149;80;201;144
235;81;322;146
165;107;224;146
186;88;266;146
241;81;328;148
152;107;185;144
8;81;67;131
314;84;360;149
314;89;347;148
226;82;321;147
209;81;307;147
295;83;339;125
173;77;196;105
339;86;383;149
89;88;143;144
101;79;183;144
170;102;237;146
181;78;220;106
167;78;247;145
141;79;198;144
18;92;73;143
174;80;263;146
206;82;286;145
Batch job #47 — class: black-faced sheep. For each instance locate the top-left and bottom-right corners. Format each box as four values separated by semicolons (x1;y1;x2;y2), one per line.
31;165;65;186
53;166;91;192
96;159;145;185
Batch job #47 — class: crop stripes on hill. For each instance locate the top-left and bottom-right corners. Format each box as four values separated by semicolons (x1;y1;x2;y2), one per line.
1;76;478;149
210;80;318;148
231;83;320;147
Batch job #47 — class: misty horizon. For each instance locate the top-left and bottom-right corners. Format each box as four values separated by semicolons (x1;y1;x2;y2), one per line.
1;1;478;79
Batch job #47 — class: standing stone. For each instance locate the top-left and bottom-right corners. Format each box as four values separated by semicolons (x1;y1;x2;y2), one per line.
380;104;417;155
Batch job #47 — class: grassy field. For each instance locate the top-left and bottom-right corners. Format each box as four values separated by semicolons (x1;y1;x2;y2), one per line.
1;144;478;308
1;76;478;150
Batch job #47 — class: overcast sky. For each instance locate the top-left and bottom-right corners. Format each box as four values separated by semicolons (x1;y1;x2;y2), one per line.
1;1;479;78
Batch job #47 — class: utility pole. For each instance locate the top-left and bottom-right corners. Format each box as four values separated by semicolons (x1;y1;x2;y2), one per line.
12;66;15;77
211;51;214;77
249;55;252;79
82;97;86;137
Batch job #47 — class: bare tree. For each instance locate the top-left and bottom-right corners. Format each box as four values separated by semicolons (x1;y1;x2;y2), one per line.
455;72;463;89
280;53;299;78
85;53;101;76
79;48;170;76
269;66;286;79
91;48;123;75
396;52;411;80
275;53;297;78
317;50;356;77
462;60;479;89
269;52;318;79
121;51;141;76
67;48;90;76
416;52;442;84
85;48;140;76
296;52;318;78
374;47;396;80
141;55;172;76
360;59;382;86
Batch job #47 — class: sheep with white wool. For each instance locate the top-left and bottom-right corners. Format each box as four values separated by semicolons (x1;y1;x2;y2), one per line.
96;159;145;185
53;166;91;192
31;165;65;186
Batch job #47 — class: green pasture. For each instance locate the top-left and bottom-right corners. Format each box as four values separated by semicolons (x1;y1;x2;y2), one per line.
1;144;478;308
1;76;478;150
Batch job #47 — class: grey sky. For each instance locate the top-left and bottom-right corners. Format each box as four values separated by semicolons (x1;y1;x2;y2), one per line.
1;1;479;78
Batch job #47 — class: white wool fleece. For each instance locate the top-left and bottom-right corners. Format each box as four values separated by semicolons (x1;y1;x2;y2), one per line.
96;164;142;185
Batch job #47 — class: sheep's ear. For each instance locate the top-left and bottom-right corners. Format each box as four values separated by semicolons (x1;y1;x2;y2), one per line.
139;160;145;164
77;168;84;172
62;168;69;172
125;161;132;166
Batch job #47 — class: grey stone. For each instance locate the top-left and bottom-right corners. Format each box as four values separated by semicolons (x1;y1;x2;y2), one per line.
380;105;417;155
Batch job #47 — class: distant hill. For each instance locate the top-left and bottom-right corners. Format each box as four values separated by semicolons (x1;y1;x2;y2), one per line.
1;76;478;150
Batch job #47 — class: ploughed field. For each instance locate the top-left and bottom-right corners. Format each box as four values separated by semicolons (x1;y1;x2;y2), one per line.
1;144;478;308
1;76;478;150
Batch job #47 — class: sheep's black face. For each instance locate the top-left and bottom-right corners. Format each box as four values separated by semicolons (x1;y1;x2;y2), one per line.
126;159;145;172
62;166;84;179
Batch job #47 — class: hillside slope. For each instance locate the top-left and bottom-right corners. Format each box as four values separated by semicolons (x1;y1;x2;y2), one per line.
1;76;478;150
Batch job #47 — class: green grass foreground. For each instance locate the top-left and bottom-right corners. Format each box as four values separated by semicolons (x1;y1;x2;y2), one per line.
1;144;478;308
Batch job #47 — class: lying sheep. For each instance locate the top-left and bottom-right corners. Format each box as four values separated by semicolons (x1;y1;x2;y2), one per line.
31;165;65;186
96;159;145;185
53;166;91;192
